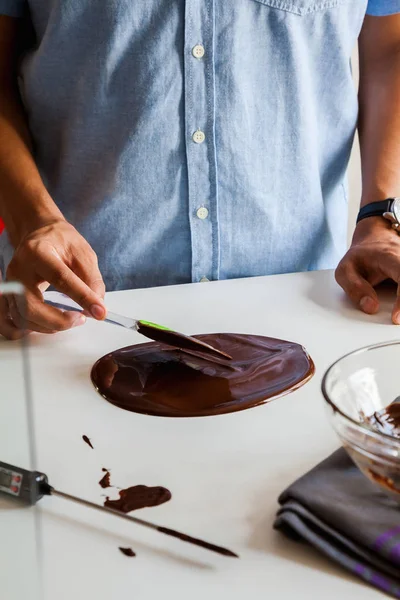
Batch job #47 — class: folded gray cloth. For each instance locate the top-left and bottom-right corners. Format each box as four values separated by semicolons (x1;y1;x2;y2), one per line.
274;449;400;598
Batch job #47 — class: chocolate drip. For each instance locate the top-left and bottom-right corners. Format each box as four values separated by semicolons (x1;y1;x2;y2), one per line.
119;547;136;557
82;435;94;449
104;485;171;513
91;333;314;418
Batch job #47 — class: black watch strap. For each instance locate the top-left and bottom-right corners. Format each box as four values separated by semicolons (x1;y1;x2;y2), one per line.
356;199;394;223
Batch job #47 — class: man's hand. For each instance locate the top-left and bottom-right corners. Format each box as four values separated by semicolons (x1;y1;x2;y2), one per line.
335;217;400;324
0;220;106;339
343;14;400;325
0;17;106;339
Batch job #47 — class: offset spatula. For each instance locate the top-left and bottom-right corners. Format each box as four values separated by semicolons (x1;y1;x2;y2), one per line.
45;292;232;361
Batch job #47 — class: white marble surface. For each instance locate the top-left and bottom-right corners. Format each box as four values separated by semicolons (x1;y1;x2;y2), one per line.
2;269;398;600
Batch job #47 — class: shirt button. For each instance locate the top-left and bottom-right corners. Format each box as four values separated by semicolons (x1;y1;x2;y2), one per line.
192;44;205;59
196;206;209;220
192;129;205;144
200;277;210;282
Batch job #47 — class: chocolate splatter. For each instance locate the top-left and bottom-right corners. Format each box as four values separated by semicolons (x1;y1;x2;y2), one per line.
104;485;171;513
119;547;136;557
99;470;111;489
82;435;94;449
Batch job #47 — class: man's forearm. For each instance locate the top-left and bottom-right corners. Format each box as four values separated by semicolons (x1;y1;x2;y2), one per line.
0;80;64;247
335;15;400;323
358;15;400;208
0;13;62;248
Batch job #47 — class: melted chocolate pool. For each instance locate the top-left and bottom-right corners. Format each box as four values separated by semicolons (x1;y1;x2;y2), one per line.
91;333;314;418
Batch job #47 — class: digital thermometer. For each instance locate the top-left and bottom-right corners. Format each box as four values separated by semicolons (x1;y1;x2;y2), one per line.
0;461;49;505
0;461;237;557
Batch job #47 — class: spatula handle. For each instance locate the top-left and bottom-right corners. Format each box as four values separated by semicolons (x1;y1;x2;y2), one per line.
102;311;138;330
44;292;138;331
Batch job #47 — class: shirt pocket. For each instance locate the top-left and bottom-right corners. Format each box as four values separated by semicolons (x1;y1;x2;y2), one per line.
250;0;350;15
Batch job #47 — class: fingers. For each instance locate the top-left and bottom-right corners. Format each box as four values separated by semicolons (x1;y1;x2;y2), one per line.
392;285;400;325
9;291;86;333
0;271;26;340
33;247;106;320
335;261;379;314
0;292;26;340
71;250;106;300
361;249;400;325
7;221;107;321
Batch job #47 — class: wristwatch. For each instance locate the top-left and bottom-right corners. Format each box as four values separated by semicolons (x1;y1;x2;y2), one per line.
356;198;400;231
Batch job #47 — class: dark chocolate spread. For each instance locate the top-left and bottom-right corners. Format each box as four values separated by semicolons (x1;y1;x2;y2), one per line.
91;333;314;418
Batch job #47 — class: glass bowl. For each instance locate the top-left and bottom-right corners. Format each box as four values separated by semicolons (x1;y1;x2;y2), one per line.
322;341;400;502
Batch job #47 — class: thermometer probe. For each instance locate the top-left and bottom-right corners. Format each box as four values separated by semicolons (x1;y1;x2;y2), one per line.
0;460;238;558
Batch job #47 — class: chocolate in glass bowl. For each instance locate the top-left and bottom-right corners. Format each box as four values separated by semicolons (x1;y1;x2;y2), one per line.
322;341;400;501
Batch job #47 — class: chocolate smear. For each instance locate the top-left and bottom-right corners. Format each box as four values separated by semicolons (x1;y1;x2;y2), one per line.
368;469;400;494
136;322;232;361
104;485;171;513
157;526;239;557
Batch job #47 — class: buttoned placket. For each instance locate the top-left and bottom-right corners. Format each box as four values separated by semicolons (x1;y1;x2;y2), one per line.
184;0;219;283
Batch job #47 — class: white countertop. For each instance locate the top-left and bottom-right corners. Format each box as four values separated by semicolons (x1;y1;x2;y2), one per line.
2;269;398;600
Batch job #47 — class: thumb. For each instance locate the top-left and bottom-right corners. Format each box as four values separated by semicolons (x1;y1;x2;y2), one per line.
335;261;379;314
0;270;27;340
81;278;105;318
392;283;400;325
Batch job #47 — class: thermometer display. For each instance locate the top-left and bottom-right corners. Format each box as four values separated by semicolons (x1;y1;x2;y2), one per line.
0;470;12;488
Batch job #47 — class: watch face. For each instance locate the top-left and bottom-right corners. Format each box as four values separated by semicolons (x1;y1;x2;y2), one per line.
393;198;400;224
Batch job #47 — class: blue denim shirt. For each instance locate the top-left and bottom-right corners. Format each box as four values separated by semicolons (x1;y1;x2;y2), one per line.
0;0;399;290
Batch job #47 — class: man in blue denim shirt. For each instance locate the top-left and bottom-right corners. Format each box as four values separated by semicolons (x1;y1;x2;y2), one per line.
0;1;399;337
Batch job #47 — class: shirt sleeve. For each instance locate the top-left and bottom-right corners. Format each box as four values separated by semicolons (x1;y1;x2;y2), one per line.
366;0;400;15
0;0;26;18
